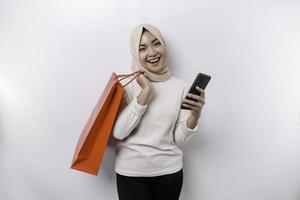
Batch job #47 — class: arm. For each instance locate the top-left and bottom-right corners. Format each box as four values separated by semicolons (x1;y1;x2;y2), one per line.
112;88;150;140
137;88;151;106
173;109;200;146
173;83;200;146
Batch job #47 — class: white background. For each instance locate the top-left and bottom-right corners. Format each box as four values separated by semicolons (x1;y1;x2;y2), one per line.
1;0;300;199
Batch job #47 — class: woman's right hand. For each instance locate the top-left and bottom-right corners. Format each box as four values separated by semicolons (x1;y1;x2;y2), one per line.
136;71;152;92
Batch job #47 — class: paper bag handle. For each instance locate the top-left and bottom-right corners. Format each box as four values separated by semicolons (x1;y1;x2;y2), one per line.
116;71;146;88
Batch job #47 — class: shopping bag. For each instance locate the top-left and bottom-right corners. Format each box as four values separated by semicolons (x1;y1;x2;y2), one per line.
71;70;144;175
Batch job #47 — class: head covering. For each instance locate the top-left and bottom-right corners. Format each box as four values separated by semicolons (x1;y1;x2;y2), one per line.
129;23;172;82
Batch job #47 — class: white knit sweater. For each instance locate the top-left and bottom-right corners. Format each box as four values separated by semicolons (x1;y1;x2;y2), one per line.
112;76;199;177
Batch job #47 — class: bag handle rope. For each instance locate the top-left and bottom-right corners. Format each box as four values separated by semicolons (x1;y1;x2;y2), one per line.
116;71;146;88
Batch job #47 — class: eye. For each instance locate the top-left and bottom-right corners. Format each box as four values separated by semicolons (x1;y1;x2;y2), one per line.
139;48;145;52
154;42;161;46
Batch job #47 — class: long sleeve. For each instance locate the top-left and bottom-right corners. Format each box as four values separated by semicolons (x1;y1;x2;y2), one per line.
173;83;199;146
112;83;147;140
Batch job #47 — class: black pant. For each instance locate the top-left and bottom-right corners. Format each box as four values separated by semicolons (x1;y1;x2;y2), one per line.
116;168;183;200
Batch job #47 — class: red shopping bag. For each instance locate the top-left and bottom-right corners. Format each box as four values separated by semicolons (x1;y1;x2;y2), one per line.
71;71;144;175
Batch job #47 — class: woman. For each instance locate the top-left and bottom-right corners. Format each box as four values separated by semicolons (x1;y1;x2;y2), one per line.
112;23;205;200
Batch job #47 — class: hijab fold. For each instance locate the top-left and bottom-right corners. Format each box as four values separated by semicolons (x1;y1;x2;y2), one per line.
129;23;172;82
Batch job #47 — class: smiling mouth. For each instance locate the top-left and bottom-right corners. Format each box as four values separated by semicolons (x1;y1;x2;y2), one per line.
147;57;160;64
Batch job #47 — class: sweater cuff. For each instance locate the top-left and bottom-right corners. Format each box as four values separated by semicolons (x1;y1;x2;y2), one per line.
129;96;147;115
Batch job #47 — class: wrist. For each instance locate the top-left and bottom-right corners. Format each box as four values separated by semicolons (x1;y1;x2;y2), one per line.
142;88;151;95
187;115;199;129
190;113;200;120
137;89;151;106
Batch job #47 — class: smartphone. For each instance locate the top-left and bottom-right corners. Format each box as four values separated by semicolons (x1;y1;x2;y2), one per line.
181;73;211;110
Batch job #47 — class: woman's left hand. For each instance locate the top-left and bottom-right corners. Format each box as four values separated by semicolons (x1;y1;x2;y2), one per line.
182;86;205;119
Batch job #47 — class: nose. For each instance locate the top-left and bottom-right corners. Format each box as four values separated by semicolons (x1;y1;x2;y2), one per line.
148;46;157;57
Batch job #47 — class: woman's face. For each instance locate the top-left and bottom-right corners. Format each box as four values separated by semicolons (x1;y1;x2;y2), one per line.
138;30;166;74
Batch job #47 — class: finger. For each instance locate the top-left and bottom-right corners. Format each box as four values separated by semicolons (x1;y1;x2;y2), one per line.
196;86;205;97
198;96;205;104
186;94;205;105
186;93;202;101
183;99;203;107
182;103;191;108
195;86;204;92
182;103;203;111
141;70;147;74
140;71;147;78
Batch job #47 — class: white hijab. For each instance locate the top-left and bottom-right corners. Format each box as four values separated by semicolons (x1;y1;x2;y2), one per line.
129;23;172;82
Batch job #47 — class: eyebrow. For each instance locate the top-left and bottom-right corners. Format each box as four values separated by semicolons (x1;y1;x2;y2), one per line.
139;38;159;47
151;38;159;43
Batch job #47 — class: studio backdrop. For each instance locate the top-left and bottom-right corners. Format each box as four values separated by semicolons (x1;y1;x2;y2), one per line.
0;0;300;200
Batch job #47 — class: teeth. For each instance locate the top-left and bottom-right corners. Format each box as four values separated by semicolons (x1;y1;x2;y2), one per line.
148;57;159;63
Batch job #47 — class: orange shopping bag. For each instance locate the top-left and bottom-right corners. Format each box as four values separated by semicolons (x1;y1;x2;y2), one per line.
71;70;144;175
